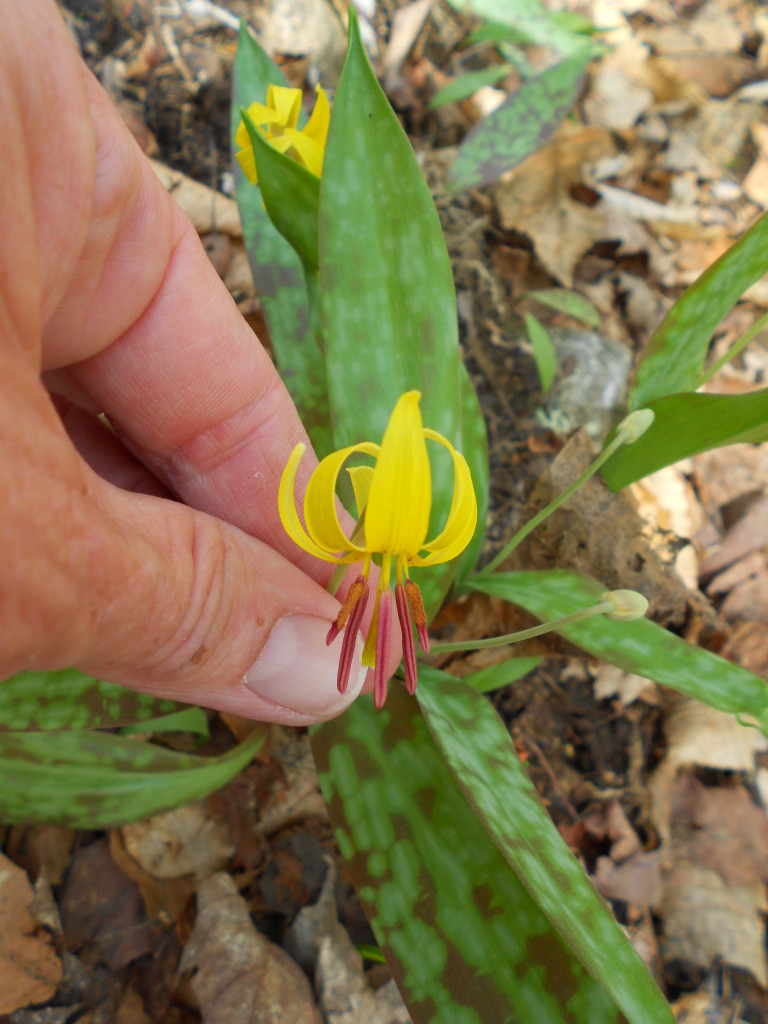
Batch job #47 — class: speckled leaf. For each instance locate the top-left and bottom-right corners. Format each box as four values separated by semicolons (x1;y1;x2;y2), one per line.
602;388;768;490
0;729;264;827
417;669;674;1024
630;212;768;410
524;313;557;392
453;364;489;590
119;706;210;739
232;24;331;455
447;0;586;55
319;11;468;613
463;656;543;692
527;288;601;328
0;669;184;732
427;64;513;109
447;46;590;192
312;687;625;1024
470;571;768;735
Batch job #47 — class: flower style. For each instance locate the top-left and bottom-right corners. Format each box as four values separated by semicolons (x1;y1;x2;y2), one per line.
278;392;477;708
236;83;330;184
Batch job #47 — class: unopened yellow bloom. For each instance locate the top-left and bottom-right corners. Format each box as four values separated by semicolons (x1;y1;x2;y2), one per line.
236;83;330;183
278;392;477;707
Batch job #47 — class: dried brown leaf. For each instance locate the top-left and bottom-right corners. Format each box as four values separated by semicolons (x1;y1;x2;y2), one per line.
494;125;615;285
180;873;322;1024
0;853;62;1015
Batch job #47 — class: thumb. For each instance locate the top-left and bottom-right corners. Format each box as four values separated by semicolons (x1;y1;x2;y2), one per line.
2;399;367;724
78;479;369;724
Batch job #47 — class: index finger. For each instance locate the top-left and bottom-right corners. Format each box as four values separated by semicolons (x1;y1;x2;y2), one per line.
41;56;324;577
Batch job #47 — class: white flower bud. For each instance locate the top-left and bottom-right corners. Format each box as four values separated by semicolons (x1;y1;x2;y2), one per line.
602;589;649;621
615;409;655;444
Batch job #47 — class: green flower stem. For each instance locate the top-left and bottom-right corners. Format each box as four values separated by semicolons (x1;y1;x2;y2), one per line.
480;439;623;574
479;410;654;575
427;599;614;654
698;310;768;387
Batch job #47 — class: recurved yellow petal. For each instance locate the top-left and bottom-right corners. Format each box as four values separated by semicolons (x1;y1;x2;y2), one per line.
365;391;431;556
304;443;380;555
347;465;374;518
278;444;348;563
416;433;477;565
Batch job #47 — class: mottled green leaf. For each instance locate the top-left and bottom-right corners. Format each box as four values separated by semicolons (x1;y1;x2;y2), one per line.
428;64;513;110
447;0;587;55
630;212;768;410
232;24;331;455
527;288;601;328
0;729;264;828
524;312;557;392
453;364;490;590
312;687;626;1024
464;22;528;45
463;656;543;692
119;706;210;739
0;669;183;732
602;388;768;490
447;46;590;192
240;108;320;271
319;11;464;612
418;669;674;1024
470;570;768;735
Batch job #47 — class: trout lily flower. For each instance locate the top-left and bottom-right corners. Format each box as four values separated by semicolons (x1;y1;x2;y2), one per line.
279;392;477;708
236;83;330;183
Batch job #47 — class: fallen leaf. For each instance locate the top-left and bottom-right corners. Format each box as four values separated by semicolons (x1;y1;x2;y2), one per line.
286;860;411;1024
60;839;157;970
693;443;768;516
494;124;615;285
6;824;75;886
649;694;767;847
594;852;663;910
0;852;62;1015
699;495;768;578
584;43;654;131
659;776;768;985
593;664;659;706
256;729;327;836
655;54;755;98
121;801;234;881
180;872;322;1024
383;0;433;93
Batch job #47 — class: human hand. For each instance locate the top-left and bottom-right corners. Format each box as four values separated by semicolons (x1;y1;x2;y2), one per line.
0;0;399;725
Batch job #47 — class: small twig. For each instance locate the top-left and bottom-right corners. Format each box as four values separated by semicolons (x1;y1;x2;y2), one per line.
519;731;580;823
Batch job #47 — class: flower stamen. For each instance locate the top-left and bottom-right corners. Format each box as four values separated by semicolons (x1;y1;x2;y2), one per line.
336;581;370;694
404;579;429;654
374;589;393;709
327;574;367;645
395;584;418;695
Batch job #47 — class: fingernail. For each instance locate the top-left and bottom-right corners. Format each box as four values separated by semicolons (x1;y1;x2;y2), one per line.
244;614;366;715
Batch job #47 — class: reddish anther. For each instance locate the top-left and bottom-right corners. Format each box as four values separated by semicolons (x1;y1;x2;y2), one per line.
373;589;393;709
336;582;369;694
404;579;429;654
395;583;418;695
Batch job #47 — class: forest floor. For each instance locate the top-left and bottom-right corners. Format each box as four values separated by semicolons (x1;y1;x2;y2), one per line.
5;0;768;1021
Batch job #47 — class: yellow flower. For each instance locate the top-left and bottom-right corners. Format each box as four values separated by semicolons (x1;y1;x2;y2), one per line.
279;391;477;707
236;83;330;184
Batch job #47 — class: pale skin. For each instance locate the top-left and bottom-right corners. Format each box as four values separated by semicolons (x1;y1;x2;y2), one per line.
0;0;399;725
